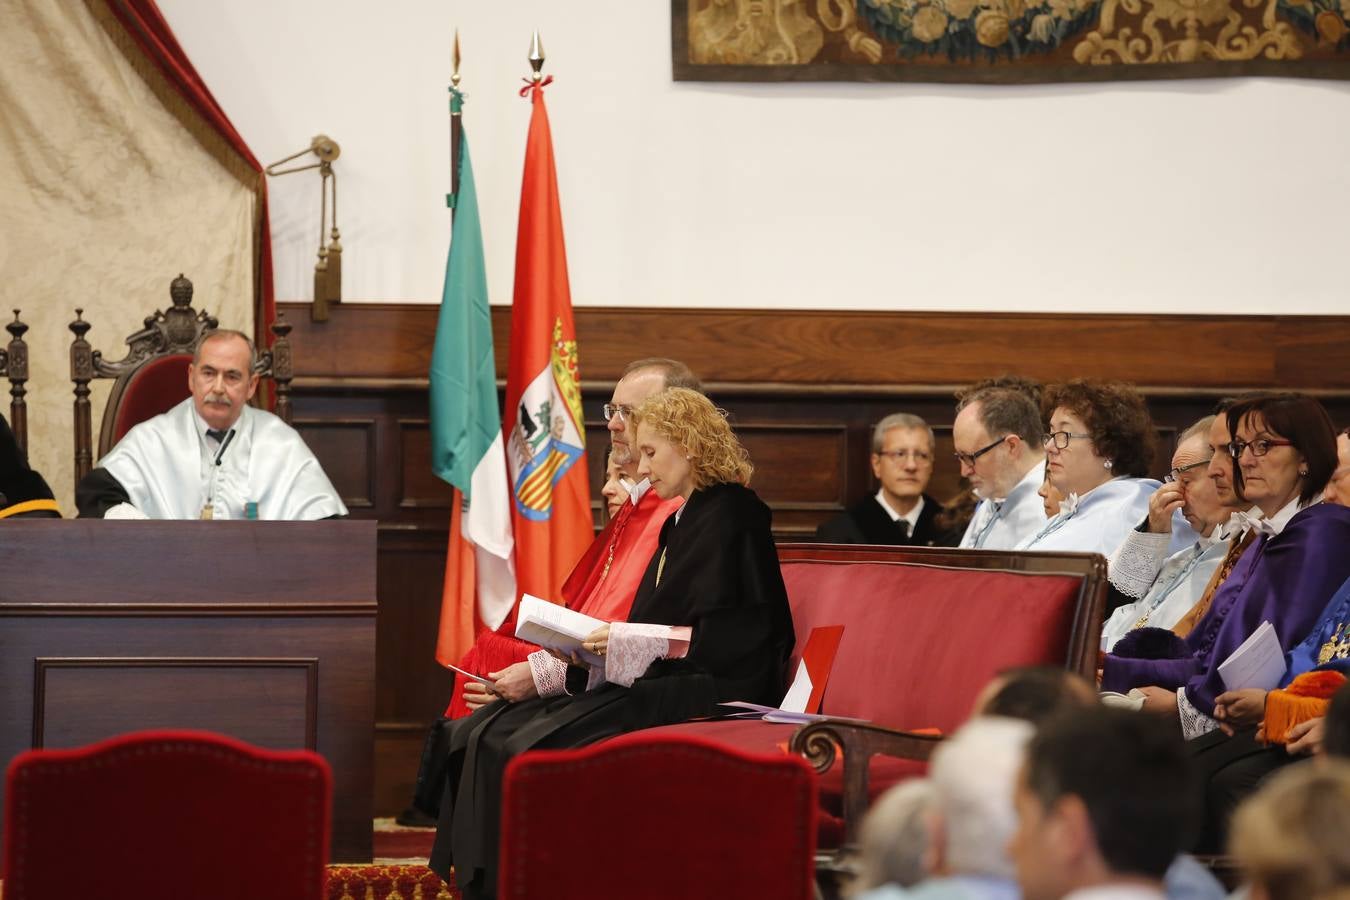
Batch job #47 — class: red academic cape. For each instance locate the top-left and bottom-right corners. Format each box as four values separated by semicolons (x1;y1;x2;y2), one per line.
444;487;681;717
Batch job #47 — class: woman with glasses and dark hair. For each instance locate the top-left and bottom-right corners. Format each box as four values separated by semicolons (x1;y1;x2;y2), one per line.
1100;393;1350;849
1014;379;1160;556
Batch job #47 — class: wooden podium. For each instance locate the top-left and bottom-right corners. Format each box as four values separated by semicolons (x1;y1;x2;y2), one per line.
0;520;377;862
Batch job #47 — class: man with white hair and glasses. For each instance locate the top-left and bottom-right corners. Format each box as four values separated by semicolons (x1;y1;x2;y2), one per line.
1100;416;1245;650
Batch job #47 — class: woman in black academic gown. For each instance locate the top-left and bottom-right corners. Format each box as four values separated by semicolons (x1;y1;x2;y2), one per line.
429;387;794;899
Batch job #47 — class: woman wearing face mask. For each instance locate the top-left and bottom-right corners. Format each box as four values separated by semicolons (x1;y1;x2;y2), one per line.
429;388;793;900
1016;380;1160;556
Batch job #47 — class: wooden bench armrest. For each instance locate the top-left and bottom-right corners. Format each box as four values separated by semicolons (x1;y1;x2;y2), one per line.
789;719;943;849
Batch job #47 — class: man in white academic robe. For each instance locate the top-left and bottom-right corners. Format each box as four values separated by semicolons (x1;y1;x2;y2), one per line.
76;329;346;520
1101;417;1242;650
953;386;1048;550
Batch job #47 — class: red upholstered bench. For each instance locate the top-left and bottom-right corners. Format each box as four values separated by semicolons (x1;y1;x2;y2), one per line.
609;544;1106;859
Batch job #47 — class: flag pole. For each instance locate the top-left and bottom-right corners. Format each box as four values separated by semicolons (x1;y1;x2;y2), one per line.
448;29;463;220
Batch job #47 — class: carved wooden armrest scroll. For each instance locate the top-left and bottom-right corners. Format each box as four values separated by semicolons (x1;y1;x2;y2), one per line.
789;719;944;850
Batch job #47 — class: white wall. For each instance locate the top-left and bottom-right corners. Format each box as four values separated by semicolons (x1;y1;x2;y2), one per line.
159;0;1350;314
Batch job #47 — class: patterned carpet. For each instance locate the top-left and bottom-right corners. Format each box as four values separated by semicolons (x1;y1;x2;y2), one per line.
323;818;456;900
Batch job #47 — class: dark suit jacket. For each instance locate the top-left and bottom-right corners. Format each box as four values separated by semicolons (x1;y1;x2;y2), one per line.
815;493;950;547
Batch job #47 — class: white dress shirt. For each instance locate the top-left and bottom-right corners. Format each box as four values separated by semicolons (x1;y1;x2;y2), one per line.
877;489;925;538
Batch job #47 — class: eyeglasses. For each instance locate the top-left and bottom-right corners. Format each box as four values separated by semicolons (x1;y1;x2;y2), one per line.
953;435;1008;468
1228;439;1294;459
876;449;932;463
602;403;633;423
1043;431;1092;450
1163;458;1212;484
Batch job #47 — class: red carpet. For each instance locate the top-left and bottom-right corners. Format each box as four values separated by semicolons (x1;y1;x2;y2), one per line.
326;864;457;900
323;819;455;899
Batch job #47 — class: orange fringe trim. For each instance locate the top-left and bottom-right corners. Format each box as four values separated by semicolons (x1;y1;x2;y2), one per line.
1263;670;1347;744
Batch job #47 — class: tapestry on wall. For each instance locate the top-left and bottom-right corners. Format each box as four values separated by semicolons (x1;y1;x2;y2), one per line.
672;0;1350;82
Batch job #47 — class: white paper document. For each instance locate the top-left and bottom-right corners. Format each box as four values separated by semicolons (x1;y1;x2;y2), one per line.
716;700;866;726
1217;620;1287;691
514;594;606;667
778;658;814;714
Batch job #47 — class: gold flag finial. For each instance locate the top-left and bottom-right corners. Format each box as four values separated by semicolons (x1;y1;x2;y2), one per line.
452;29;462;88
528;30;545;82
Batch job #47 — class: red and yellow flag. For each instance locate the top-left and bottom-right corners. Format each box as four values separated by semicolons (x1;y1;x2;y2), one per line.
500;77;591;617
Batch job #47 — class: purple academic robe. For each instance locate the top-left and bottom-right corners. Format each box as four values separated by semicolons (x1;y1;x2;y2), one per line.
1101;503;1350;715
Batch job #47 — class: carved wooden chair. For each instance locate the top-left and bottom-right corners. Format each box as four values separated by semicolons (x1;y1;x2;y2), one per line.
68;274;293;482
0;309;31;458
3;729;330;900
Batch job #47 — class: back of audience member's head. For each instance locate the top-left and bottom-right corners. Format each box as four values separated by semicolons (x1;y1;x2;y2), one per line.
622;357;703;394
973;666;1097;726
1012;706;1199;900
1325;683;1350;760
850;779;935;896
930;717;1035;881
957;374;1044;411
1229;760;1350;900
1225;392;1337;507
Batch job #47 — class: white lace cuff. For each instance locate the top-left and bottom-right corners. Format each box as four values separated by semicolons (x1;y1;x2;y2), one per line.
1108;529;1172;599
597;622;692;689
527;650;569;698
1178;688;1220;740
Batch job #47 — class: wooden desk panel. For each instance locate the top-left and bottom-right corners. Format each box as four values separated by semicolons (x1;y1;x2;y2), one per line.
0;520;377;862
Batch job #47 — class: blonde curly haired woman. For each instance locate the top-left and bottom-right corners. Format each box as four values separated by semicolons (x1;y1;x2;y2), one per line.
430;387;794;900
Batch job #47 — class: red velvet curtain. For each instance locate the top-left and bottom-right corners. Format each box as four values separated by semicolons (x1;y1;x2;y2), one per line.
102;0;276;343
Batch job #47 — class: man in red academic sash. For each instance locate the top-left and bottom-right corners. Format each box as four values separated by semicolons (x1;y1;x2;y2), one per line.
451;359;701;714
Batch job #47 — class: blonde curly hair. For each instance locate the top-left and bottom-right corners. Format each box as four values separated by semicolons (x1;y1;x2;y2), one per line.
630;388;753;488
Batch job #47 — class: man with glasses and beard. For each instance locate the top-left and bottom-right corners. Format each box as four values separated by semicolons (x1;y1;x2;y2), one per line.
953;386;1048;550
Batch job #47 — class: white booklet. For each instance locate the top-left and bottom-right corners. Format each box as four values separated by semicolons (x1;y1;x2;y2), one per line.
1217;620;1287;691
515;594;606;667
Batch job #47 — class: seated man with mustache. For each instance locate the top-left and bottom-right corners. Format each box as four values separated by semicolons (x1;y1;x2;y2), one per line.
75;329;346;520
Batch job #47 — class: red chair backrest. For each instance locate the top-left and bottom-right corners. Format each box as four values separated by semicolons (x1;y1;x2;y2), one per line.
779;546;1100;734
3;729;331;900
108;354;193;447
499;735;818;900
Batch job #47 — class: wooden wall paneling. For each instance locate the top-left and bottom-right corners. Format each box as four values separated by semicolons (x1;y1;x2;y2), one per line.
296;417;377;509
397;417;456;511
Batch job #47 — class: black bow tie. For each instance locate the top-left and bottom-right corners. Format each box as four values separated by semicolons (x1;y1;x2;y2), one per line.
206;429;229;443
